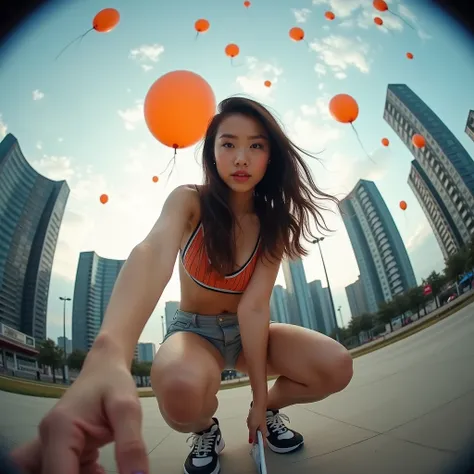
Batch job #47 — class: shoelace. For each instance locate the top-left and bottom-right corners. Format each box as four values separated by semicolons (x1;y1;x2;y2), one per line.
267;412;291;435
186;430;216;457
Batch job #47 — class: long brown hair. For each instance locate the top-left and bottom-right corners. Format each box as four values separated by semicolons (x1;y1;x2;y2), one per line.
199;96;338;275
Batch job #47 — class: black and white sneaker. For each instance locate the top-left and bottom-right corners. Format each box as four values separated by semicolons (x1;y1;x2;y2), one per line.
184;417;225;474
265;409;304;454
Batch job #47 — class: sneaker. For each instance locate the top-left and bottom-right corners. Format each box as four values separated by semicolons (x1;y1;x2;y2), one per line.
265;409;304;454
184;417;225;474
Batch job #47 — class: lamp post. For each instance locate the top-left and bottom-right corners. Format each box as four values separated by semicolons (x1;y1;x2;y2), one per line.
312;237;340;342
59;296;71;383
337;305;344;328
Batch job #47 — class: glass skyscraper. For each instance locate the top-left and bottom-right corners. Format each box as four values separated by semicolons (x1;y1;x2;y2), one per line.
384;84;474;259
339;179;417;314
308;279;334;335
270;284;289;324
0;133;69;341
72;251;125;351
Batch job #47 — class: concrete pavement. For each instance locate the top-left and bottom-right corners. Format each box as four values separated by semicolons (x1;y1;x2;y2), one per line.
1;301;474;473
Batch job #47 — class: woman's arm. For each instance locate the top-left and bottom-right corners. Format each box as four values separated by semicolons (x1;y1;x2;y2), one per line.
237;252;282;407
91;185;197;367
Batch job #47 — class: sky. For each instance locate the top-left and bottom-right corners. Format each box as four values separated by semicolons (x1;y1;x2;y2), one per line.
0;0;473;348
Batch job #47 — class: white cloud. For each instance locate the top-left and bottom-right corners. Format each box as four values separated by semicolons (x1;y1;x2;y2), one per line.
32;89;44;101
310;35;371;77
405;220;432;250
311;0;366;18
31;154;75;181
117;100;144;131
355;9;404;33
58;137;63;143
235;57;283;101
292;8;311;23
36;141;42;150
0;114;7;139
314;63;327;77
129;44;165;71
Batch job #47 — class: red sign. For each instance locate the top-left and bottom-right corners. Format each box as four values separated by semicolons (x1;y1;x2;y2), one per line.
423;284;432;296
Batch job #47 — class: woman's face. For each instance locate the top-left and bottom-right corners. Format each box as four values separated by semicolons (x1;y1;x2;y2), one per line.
213;113;271;193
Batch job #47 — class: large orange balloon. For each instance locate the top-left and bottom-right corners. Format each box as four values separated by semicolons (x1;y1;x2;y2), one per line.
144;71;216;150
329;94;359;124
412;134;425;148
373;0;388;11
225;44;240;58
93;8;120;33
399;200;407;211
289;27;305;41
195;19;210;33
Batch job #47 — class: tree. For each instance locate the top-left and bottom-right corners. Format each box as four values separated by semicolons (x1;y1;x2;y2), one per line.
131;360;152;387
377;301;396;332
67;349;87;371
348;316;362;338
359;313;375;332
407;286;426;318
445;249;468;283
424;271;446;308
38;339;64;384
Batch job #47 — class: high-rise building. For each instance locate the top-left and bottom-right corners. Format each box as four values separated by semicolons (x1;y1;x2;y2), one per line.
164;301;179;332
384;84;474;258
308;280;334;335
345;276;369;319
57;336;72;355
339;179;417;314
282;258;315;329
137;342;156;362
270;285;289;323
72;251;125;351
0;133;70;341
465;110;474;142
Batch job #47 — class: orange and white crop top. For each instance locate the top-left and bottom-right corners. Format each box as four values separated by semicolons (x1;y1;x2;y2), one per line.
180;221;261;294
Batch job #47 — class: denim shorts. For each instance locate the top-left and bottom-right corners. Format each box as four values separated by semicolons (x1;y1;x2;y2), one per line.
162;310;242;369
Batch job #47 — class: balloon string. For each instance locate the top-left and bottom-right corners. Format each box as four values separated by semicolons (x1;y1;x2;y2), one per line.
55;27;94;60
391;11;415;30
195;32;199;41
159;148;178;184
350;123;376;164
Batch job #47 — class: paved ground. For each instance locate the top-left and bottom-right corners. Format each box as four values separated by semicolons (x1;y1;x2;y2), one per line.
1;302;474;474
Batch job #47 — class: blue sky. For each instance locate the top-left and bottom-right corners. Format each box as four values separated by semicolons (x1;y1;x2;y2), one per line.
0;0;473;347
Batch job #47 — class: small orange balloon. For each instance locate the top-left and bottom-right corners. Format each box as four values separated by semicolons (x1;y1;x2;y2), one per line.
289;27;305;41
152;176;159;183
373;0;388;12
244;0;251;7
374;16;383;26
144;70;216;150
99;193;109;204
264;80;271;87
325;11;335;20
412;134;425;148
194;19;210;33
225;43;240;58
381;138;389;147
406;52;414;59
399;200;407;211
93;8;120;33
329;94;359;124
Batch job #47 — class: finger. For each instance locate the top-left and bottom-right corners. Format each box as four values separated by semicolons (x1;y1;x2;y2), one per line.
10;438;42;473
39;409;85;474
105;395;149;474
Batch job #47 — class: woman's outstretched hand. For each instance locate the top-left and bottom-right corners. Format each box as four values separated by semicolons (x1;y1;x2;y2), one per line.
10;342;149;474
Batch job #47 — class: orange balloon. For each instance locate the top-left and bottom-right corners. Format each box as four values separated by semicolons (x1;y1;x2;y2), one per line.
244;0;251;7
381;138;389;147
92;8;120;33
399;200;407;211
195;19;210;33
289;27;305;41
373;0;388;11
374;16;383;26
264;80;271;87
225;44;240;58
152;176;159;183
406;52;414;59
412;134;425;148
99;193;108;204
325;11;335;20
329;94;359;124
144;70;216;150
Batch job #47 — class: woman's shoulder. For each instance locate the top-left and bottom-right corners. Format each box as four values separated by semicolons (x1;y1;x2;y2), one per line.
166;184;202;220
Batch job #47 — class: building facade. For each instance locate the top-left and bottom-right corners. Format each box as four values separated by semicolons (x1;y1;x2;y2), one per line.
340;179;417;314
72;251;125;351
137;342;156;362
164;301;179;334
384;84;474;258
345;276;369;319
465;109;474;142
270;285;289;324
0;133;69;341
308;280;334;335
282;258;315;329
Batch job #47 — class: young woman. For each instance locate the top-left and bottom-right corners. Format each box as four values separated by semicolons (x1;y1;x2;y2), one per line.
10;97;353;474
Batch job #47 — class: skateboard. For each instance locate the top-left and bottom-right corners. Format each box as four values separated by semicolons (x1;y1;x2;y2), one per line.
250;430;268;474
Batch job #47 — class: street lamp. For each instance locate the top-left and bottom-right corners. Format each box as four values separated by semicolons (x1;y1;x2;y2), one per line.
59;296;71;383
337;305;344;328
312;237;340;342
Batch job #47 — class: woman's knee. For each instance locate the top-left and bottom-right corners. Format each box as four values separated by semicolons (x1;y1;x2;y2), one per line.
326;347;353;393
